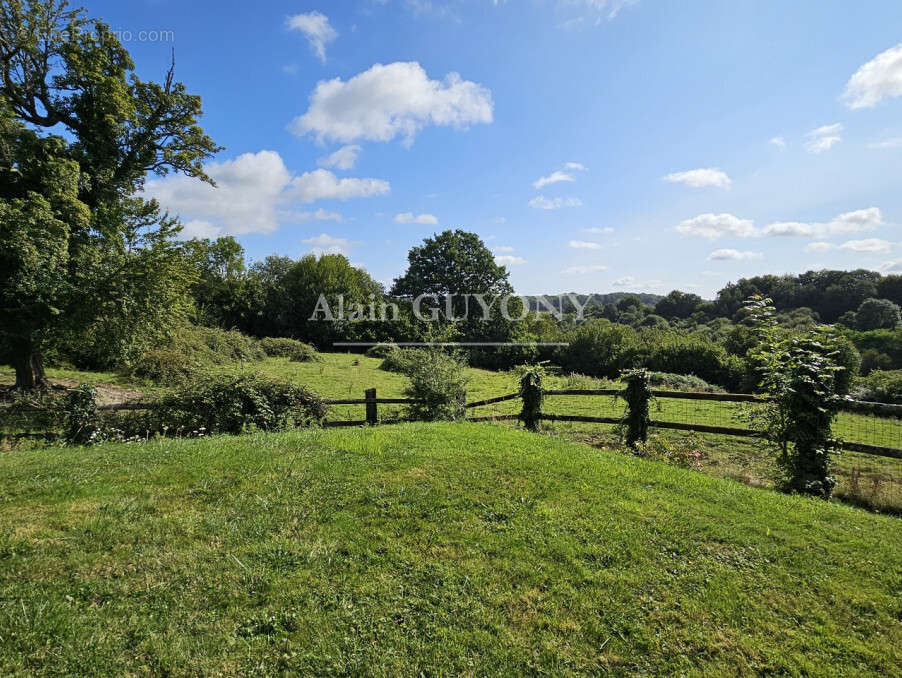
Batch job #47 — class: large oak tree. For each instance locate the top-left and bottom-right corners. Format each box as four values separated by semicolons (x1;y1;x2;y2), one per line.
0;0;220;387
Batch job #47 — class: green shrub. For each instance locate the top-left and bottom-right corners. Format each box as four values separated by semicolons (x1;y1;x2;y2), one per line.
557;321;638;379
643;332;745;391
366;343;399;359
564;373;606;390
853;370;902;404
259;337;318;362
129;348;200;385
379;348;422;374
647;372;724;393
404;350;468;422
860;349;893;376
126;325;268;385
189;326;266;363
143;375;327;436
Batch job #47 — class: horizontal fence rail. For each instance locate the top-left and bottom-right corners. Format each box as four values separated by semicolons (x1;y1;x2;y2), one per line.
3;385;901;460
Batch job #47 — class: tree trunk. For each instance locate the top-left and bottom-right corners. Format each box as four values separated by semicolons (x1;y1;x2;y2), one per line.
13;349;48;390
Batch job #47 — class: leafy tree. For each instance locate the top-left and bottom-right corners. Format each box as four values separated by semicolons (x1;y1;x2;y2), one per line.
391;229;523;353
855;298;901;331
391;229;512;301
183;237;249;328
877;275;902;307
0;0;219;387
655;290;703;319
286;253;384;348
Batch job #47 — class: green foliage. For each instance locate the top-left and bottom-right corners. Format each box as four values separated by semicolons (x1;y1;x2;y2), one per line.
647;372;724;393
642;331;746;390
127;326;270;385
860;349;894;376
621;368;651;448
0;0;219;387
746;297;844;498
379;347;421;374
853;370;902;404
634;433;705;470
842;328;902;371
259;337;319;362
391;229;512;300
63;385;101;446
146;375;327;436
557;320;638;378
403;350;468;422
855;298;902;331
366;343;400;358
654;290;703;319
517;364;545;432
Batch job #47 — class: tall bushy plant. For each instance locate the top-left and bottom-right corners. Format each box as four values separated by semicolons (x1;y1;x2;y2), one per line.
518;364;545;432
621;368;651;448
404;350;468;422
746;296;844;498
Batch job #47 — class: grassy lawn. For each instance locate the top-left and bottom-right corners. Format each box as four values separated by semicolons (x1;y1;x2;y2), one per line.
0;424;900;676
4;353;902;511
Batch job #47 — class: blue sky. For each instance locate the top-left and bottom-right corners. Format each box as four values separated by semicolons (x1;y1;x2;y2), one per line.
91;0;902;296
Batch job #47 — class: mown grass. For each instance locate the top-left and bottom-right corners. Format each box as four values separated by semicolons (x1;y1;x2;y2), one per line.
0;424;899;676
4;353;902;511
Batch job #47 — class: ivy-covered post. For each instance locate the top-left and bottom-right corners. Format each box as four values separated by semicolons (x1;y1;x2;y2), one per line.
518;365;545;432
622;369;651;448
64;384;100;446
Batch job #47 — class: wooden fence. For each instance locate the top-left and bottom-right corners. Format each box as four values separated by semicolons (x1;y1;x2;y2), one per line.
4;387;902;460
322;387;902;460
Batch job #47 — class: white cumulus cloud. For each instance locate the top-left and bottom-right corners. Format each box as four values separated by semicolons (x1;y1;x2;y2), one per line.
286;11;337;63
762;207;884;238
842;44;902;109
144;150;291;236
289;169;390;203
291;61;493;145
143;151;388;236
529;195;582;210
769;136;787;149
318;144;362;170
804;123;843;154
568;240;602;249
663;168;731;189
302;233;358;257
495;255;526;265
583;226;614;234
394;212;438;224
707;249;763;261
878;259;902;273
533;170;575;189
675;213;757;239
839;238;894;254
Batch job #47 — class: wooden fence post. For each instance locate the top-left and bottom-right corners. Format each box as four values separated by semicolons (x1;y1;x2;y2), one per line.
365;388;378;425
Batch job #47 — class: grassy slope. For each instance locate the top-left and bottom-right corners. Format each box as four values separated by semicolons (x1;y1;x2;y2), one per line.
4;353;902;510
0;424;900;676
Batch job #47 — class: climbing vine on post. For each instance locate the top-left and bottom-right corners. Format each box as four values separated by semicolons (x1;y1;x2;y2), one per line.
518;364;545;432
63;384;101;446
745;296;844;499
621;368;651;448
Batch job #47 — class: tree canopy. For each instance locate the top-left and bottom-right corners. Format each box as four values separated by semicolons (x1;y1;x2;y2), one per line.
0;0;220;387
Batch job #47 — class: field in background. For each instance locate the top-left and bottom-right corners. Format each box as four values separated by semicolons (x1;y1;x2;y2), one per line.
3;353;901;512
0;424;899;675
